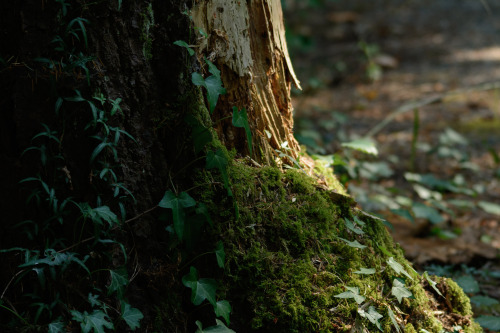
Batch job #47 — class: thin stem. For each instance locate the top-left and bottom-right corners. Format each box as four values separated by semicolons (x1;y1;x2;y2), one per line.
58;205;158;253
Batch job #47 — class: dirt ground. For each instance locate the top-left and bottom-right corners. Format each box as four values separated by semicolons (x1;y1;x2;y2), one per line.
285;0;500;283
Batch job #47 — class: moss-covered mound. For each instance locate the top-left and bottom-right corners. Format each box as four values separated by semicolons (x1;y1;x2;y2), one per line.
193;161;482;332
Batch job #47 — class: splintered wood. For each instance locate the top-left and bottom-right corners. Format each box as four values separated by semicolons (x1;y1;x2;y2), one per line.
192;0;301;166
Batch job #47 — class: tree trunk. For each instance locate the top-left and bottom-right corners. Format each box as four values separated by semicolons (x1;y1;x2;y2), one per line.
191;0;301;165
0;1;481;332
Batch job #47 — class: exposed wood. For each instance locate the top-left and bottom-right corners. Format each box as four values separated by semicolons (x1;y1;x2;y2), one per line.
192;0;301;165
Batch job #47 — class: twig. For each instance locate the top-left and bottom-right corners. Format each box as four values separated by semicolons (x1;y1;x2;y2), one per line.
57;205;159;253
1;269;27;300
365;80;500;137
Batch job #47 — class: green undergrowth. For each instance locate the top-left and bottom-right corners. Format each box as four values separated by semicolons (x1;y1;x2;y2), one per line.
190;160;481;332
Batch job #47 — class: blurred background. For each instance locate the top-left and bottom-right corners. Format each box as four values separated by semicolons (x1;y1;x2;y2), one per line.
284;0;500;327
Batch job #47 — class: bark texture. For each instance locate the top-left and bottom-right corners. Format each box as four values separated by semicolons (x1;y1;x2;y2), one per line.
192;0;301;164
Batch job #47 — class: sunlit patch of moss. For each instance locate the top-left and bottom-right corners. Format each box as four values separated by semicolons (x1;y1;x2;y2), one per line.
446;278;473;316
311;154;349;196
190;159;482;332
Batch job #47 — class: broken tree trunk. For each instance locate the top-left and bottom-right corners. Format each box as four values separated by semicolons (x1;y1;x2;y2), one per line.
192;0;301;165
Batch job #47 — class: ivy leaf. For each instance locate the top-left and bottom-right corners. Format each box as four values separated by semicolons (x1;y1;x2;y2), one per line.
232;107;253;155
92;206;119;227
206;149;232;196
387;307;402;333
192;71;226;113
215;241;225;269
158;191;197;240
390;208;415;224
192;122;213;153
455;275;480;294
341;138;378;155
334;286;365;304
344;218;364;235
478;201;500;216
192;72;206;87
352;215;366;227
391;279;413;303
354;268;376;275
173;40;195;56
196;203;213;227
70;310;114;333
205;58;220;77
338;237;366;249
470;295;499;307
182;266;217;306
423;272;443;297
195;319;236;333
214;300;232;325
121;302;144;330
108;268;128;297
412;202;444;224
80;204;118;227
48;320;65;333
476;316;500;331
358;306;383;331
204;75;226;113
387;257;413;280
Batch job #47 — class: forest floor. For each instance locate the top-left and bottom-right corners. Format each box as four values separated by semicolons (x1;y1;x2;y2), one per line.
286;0;500;326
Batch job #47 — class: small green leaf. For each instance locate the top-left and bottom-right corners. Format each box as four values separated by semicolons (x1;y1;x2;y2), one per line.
344;218;364;235
206;149;232;196
192;72;206;86
352;215;366;227
334;286;365;304
377;243;392;256
214;300;232;325
476;316;500;331
48;320;65;333
205;58;220;77
341;138;378;155
387;257;413;280
232;107;253;155
196;203;213;227
188;118;213;154
158;191;196;240
354;268;376;275
391;279;413;303
121;303;144;330
423;272;443;297
182;266;217;306
455;275;479;294
215;241;225;269
470;295;499;307
173;40;195;56
412;202;444;224
387;307;402;333
338;237;366;249
195;319;236;333
358;306;383;331
478;201;500;216
92;206;119;227
204;75;226;113
390;208;415;224
108;268;128;296
70;310;114;333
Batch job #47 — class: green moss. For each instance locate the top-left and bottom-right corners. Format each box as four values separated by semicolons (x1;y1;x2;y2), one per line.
405;323;417;332
188;160;481;332
141;3;154;61
445;278;473;316
311;154;348;195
